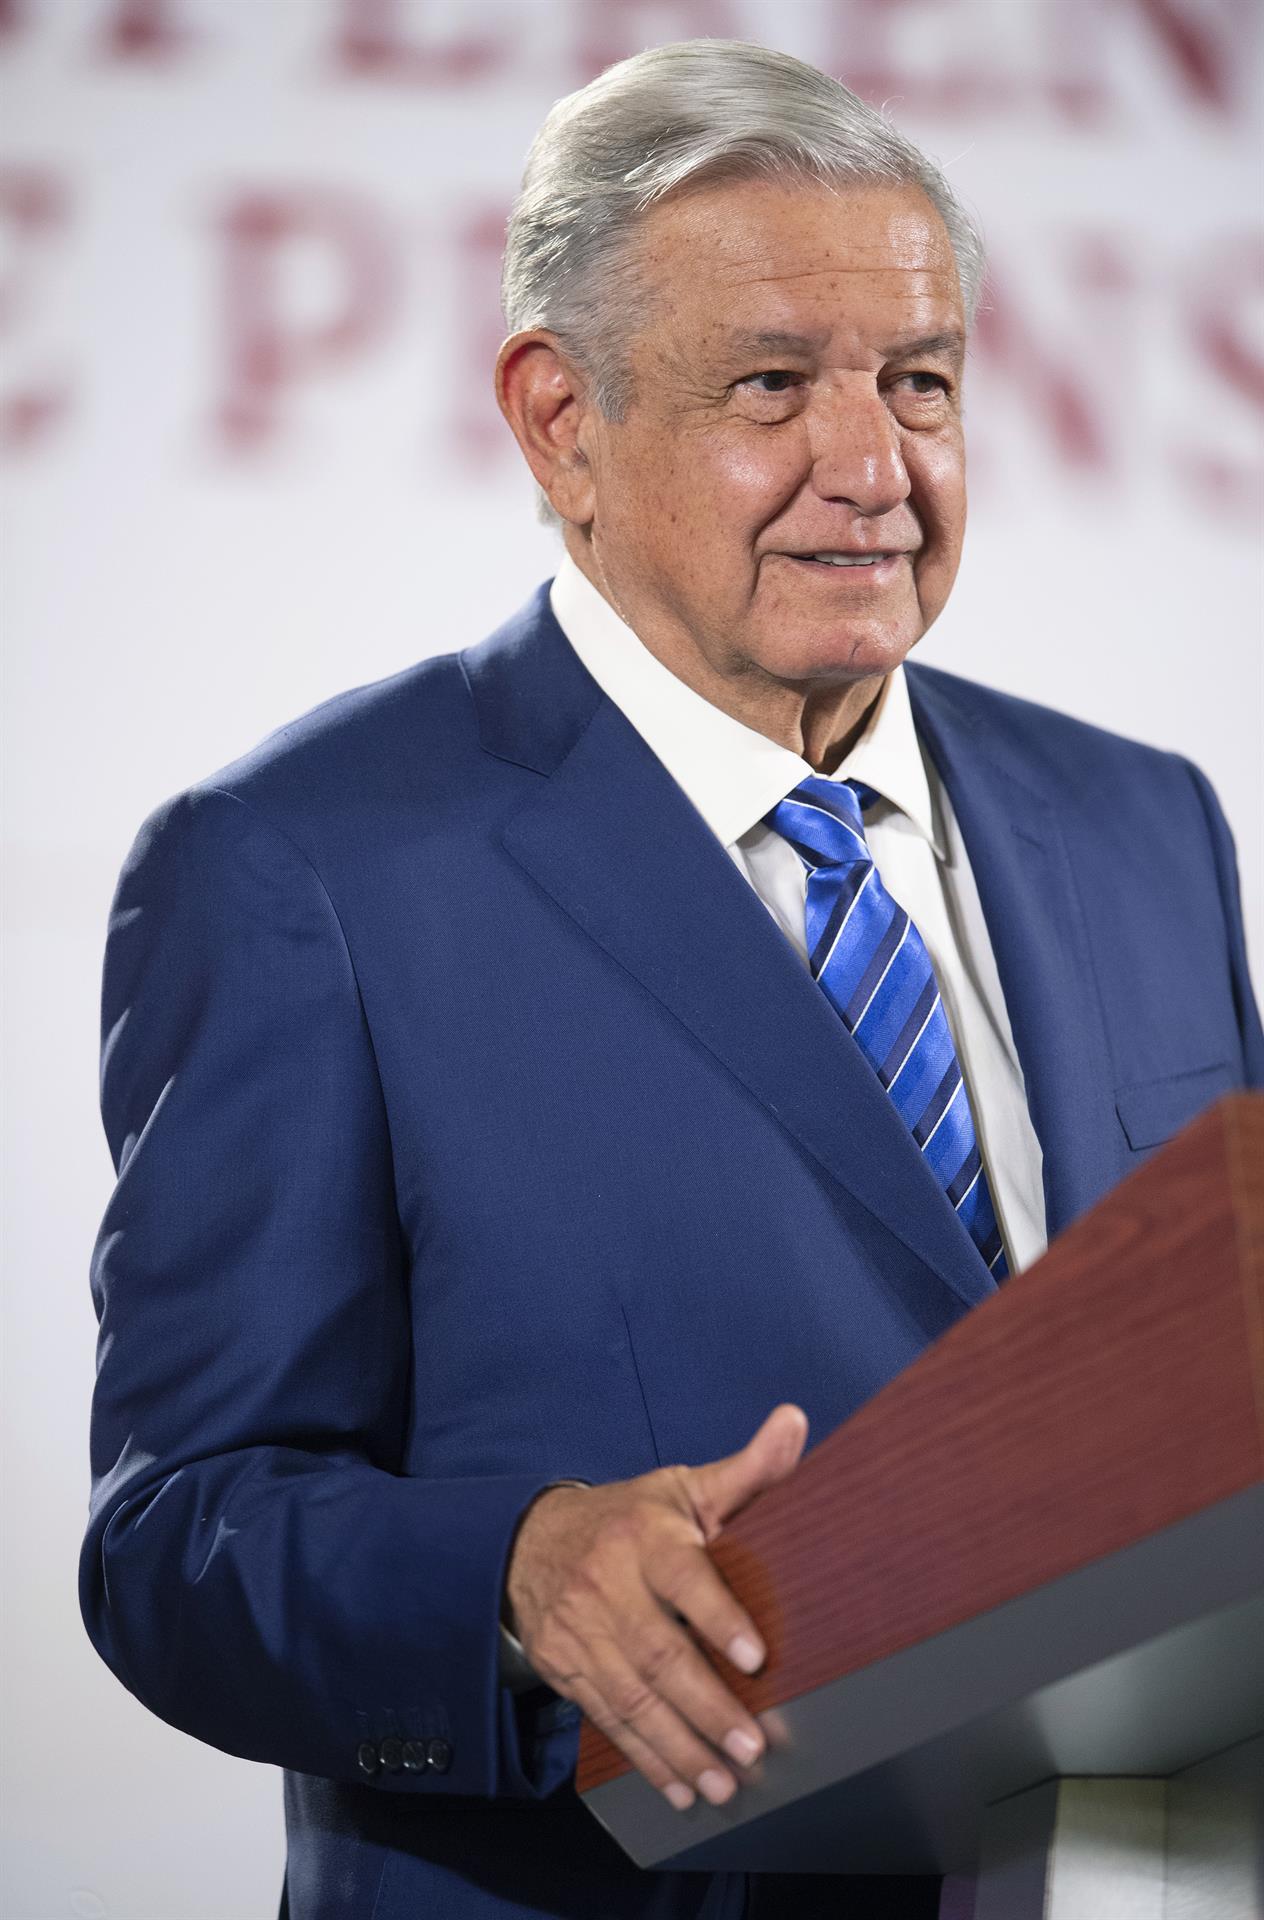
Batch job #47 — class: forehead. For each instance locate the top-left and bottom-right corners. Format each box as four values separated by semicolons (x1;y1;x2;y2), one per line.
631;178;963;358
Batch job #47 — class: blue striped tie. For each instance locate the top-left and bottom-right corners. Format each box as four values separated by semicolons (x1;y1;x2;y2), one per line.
765;775;1008;1281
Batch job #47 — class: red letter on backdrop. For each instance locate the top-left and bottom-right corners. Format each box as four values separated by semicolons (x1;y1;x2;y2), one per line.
446;202;513;470
574;0;738;81
1175;233;1264;514
1190;237;1264;411
0;168;73;453
98;0;194;59
332;0;505;84
213;190;398;451
971;265;1111;472
1132;0;1246;113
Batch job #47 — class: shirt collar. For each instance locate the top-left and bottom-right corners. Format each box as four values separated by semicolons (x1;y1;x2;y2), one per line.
549;550;945;859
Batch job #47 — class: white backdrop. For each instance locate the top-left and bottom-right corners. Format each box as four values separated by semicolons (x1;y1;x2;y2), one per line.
2;3;1261;1916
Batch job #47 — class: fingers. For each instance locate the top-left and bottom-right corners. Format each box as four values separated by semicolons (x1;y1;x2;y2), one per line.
569;1674;699;1811
649;1532;767;1677
570;1615;765;1809
526;1551;768;1810
684;1402;809;1541
624;1582;767;1777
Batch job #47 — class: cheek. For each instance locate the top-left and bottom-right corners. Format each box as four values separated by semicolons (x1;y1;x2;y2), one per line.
904;435;965;626
694;431;810;540
601;427;809;582
909;434;966;560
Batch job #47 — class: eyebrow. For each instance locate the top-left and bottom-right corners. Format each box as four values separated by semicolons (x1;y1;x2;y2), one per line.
722;328;831;357
719;327;966;363
887;330;966;362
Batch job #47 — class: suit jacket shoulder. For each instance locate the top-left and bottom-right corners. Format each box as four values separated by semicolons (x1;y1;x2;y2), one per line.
906;659;1195;802
190;648;474;832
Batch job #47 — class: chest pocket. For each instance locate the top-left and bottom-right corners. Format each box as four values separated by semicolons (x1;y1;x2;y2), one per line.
1115;1062;1237;1152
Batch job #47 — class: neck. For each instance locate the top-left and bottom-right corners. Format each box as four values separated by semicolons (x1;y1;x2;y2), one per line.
563;534;886;774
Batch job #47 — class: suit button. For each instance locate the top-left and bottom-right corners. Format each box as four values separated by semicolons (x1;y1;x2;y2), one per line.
356;1741;380;1777
426;1737;453;1774
402;1740;427;1772
379;1736;404;1772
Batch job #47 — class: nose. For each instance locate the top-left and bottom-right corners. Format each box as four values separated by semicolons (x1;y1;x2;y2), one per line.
809;380;910;517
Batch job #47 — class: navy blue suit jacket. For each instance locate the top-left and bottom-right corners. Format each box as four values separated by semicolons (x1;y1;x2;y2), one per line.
81;584;1263;1920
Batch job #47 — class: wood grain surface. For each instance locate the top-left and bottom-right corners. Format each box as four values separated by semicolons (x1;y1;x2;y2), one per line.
578;1094;1264;1792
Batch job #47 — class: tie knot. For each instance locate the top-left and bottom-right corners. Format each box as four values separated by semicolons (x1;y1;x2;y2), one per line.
764;775;878;870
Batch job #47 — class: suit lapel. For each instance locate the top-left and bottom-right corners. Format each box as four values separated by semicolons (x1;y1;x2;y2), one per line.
906;665;1121;1239
465;589;996;1315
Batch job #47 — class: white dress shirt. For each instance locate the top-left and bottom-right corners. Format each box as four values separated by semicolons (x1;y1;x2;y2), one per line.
550;551;1048;1276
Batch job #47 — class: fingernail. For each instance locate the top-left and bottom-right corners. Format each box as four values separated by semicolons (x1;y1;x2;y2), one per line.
727;1632;763;1673
698;1767;736;1805
664;1782;695;1811
723;1728;762;1766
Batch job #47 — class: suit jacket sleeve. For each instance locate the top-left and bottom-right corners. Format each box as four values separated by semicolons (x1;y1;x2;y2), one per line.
1184;758;1264;1087
79;784;576;1798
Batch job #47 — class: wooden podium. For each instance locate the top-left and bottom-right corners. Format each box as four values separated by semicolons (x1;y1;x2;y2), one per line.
578;1095;1264;1912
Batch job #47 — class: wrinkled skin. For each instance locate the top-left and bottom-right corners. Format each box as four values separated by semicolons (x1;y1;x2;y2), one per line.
500;177;968;771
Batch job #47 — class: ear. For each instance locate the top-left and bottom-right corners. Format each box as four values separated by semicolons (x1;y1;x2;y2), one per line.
495;330;597;527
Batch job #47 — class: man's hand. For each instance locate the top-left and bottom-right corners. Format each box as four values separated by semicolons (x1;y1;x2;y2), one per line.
504;1403;809;1811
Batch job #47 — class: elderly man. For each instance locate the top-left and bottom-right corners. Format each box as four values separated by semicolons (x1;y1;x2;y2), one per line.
81;39;1261;1920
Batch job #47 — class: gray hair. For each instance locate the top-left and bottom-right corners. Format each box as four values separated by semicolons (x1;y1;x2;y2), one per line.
501;40;986;526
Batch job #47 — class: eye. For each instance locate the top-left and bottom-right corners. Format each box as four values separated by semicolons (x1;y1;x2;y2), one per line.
896;371;951;396
739;369;804;394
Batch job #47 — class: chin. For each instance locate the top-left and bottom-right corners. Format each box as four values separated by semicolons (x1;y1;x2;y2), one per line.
762;622;922;685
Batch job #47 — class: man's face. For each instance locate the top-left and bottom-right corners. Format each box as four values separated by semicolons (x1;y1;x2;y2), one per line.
576;179;968;697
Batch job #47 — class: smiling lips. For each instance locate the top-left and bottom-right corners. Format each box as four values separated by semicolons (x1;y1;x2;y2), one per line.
787;550;911;571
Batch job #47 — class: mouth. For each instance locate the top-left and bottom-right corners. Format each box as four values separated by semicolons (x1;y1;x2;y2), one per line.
789;550;908;568
779;550;912;582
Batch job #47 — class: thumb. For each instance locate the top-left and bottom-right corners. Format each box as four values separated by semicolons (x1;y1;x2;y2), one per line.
685;1403;809;1542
